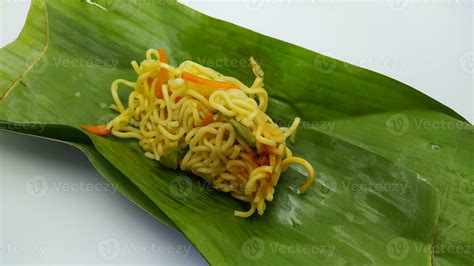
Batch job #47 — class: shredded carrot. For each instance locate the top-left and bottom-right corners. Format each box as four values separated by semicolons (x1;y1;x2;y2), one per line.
269;154;276;166
81;125;111;136
182;71;238;90
159;47;168;64
202;112;214;126
154;48;169;98
147;78;155;92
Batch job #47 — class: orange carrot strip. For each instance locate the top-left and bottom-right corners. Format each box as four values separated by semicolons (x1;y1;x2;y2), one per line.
155;48;169;98
159;48;168;64
202;112;213;126
182;71;238;90
81;125;111;136
147;77;162;99
154;78;164;98
269;154;276;166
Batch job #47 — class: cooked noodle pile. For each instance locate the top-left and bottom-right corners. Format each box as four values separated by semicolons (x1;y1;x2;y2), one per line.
106;49;314;217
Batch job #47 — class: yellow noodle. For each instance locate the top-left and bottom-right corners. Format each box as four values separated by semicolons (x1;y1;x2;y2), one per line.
106;49;315;217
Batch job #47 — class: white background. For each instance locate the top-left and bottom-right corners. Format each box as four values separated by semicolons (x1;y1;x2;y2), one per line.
0;0;472;265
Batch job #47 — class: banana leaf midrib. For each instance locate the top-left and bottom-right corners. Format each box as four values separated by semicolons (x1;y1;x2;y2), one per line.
0;2;49;99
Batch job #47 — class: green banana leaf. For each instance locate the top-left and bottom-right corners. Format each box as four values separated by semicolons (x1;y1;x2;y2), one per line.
1;0;472;265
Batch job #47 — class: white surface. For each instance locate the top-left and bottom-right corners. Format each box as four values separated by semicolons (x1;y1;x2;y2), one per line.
0;132;206;265
0;0;472;265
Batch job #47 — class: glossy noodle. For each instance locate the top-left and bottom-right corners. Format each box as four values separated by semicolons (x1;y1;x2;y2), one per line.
105;49;314;217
